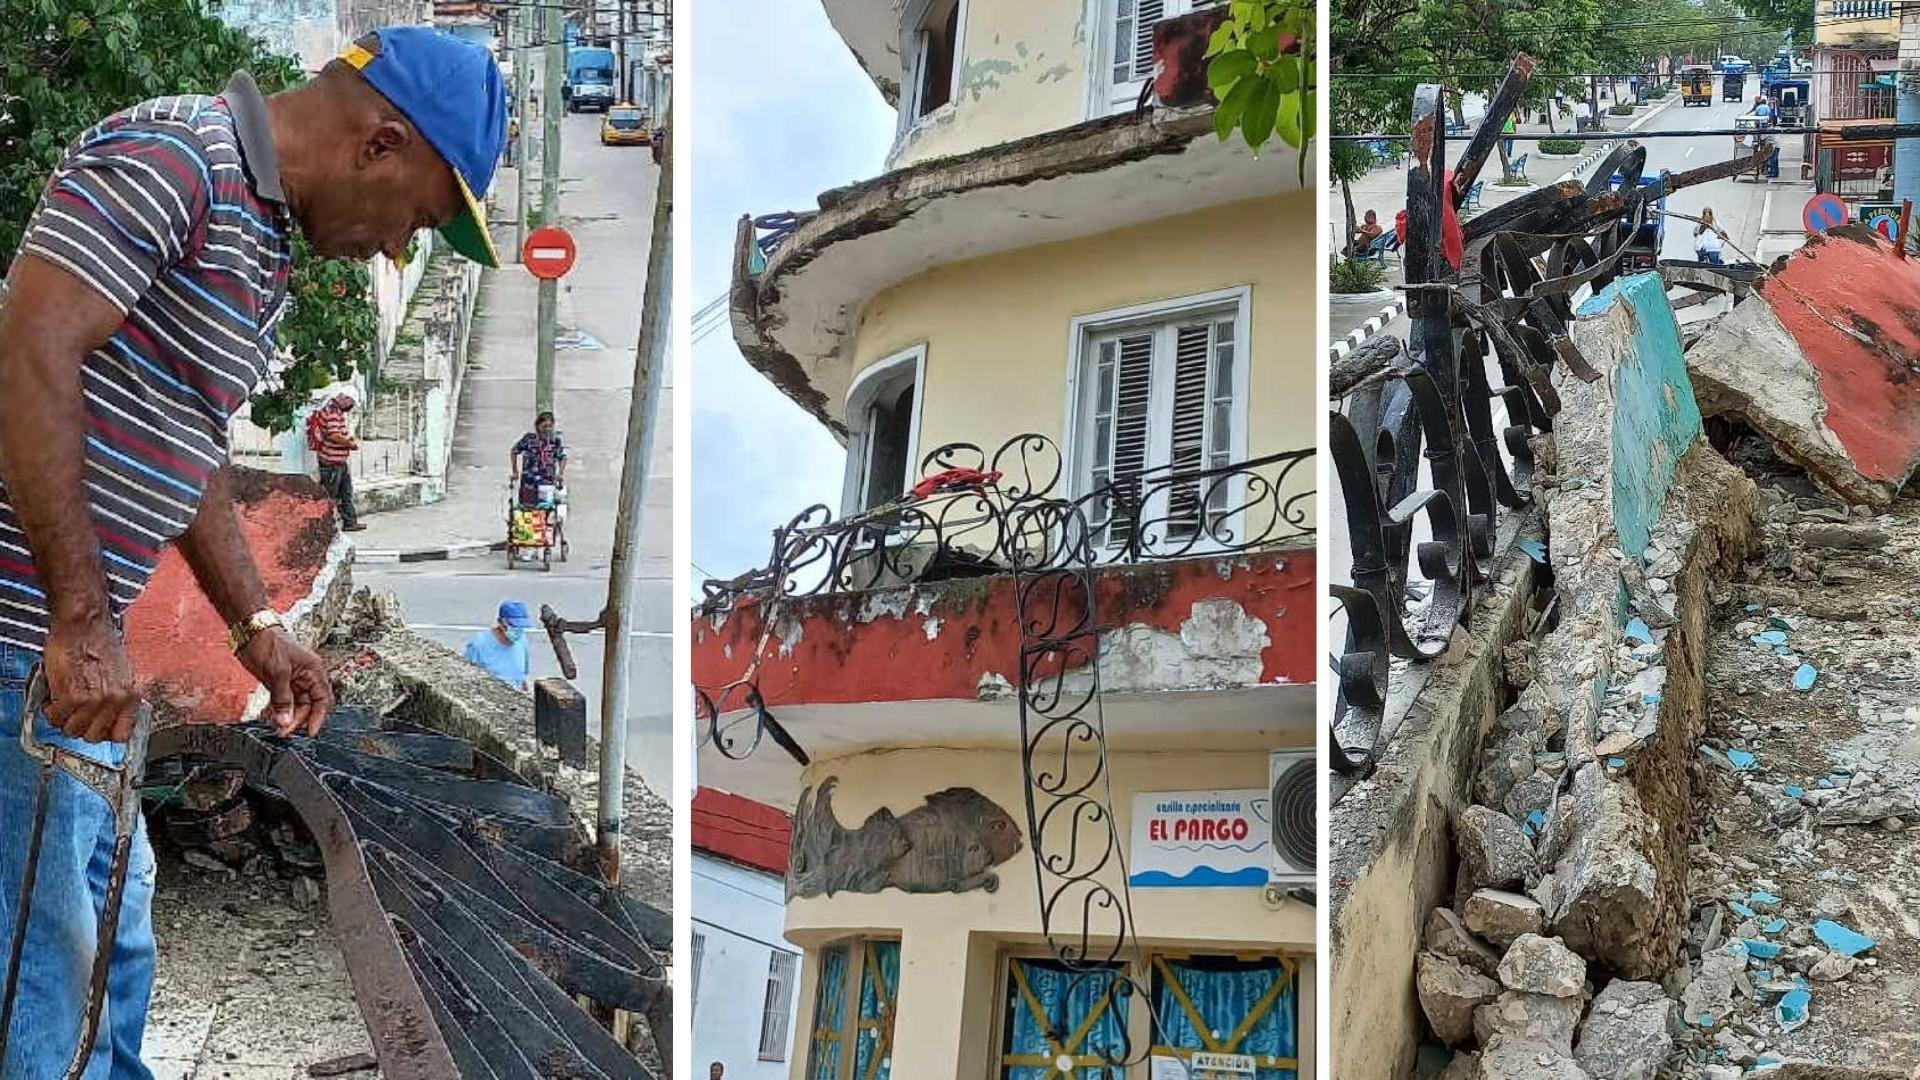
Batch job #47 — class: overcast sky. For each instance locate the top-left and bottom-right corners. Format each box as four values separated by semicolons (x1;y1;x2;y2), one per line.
688;1;894;589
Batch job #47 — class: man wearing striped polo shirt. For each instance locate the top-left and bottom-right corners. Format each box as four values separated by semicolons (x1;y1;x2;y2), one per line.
0;28;505;1076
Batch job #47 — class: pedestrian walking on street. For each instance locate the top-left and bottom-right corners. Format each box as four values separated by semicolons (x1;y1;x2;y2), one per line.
463;600;534;691
308;392;364;532
0;26;504;1078
1695;207;1727;265
511;411;569;509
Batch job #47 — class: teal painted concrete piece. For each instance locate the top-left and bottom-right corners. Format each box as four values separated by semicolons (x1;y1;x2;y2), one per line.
1580;273;1704;560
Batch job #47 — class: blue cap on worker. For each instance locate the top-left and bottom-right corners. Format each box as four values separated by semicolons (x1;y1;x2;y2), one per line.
498;600;534;628
337;27;508;268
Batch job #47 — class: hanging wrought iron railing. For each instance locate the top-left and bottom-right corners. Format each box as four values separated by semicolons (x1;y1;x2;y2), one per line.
1328;58;1775;796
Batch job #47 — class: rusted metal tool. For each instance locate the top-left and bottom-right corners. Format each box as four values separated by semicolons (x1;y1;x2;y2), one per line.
0;667;152;1080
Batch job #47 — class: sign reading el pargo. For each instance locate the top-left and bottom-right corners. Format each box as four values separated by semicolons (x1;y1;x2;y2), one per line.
1129;789;1271;888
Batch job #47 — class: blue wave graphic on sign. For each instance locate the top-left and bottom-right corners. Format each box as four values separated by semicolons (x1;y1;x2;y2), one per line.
1128;866;1268;888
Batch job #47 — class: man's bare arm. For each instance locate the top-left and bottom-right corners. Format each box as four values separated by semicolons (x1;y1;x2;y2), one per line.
0;256;138;741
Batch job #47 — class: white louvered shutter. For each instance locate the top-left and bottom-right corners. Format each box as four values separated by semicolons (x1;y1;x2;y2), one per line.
1091;332;1155;548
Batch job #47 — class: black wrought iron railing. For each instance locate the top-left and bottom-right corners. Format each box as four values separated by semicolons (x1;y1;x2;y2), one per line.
694;432;1313;1067
1328;59;1773;794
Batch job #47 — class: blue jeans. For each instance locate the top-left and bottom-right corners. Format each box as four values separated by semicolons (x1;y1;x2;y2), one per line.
0;644;155;1079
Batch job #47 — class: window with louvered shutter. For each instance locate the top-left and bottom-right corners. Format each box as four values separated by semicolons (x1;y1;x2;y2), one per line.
1107;0;1226;109
1075;295;1245;555
759;950;800;1060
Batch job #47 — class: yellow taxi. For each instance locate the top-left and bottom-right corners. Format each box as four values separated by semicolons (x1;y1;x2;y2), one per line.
599;104;650;146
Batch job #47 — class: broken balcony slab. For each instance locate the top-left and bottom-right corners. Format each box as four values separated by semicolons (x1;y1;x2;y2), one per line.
1686;224;1920;511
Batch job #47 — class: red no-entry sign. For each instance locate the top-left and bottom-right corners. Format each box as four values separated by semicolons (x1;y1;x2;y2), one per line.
522;227;577;279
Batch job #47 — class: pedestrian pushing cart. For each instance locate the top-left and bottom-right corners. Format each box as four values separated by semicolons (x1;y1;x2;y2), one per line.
507;482;568;571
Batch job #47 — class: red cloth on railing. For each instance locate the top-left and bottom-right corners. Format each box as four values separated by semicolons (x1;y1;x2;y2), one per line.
911;468;1002;500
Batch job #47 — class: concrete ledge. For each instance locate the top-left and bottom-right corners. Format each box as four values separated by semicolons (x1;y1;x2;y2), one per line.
333;590;672;911
352;538;508;564
1328;516;1543;1079
1329;294;1408;361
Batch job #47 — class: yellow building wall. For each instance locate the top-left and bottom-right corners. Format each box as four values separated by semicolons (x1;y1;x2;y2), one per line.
781;742;1315;1080
1816;0;1896;44
892;0;1092;168
847;189;1314;519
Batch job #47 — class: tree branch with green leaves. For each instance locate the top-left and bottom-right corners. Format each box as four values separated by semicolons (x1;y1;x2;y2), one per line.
1207;0;1315;180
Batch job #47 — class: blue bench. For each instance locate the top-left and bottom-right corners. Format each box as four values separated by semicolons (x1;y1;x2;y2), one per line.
1464;181;1485;209
1362;230;1400;263
1507;152;1529;179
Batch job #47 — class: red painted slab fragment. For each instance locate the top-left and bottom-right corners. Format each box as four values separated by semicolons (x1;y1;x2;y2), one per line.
125;471;338;725
693;786;793;876
692;550;1313;709
1759;226;1920;485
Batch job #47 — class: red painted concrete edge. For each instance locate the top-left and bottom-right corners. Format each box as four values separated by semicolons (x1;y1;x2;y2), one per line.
693;786;792;876
126;471;338;726
1759;225;1920;485
692;550;1314;710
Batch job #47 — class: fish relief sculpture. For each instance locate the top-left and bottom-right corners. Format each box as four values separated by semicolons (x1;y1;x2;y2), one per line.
787;777;1025;899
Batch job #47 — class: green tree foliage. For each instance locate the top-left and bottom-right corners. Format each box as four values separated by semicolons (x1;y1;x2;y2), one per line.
0;0;377;433
1206;0;1314;176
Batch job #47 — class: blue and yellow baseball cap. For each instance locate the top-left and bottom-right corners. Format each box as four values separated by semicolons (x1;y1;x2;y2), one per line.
339;28;507;268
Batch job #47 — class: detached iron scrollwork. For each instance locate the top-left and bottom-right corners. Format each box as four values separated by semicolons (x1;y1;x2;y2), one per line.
1328;57;1775;794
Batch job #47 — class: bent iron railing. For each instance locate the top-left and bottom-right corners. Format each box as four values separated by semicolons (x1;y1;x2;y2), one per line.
1328;61;1775;796
695;434;1313;1060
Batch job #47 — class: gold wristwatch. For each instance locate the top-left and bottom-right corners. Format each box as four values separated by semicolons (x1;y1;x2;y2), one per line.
228;609;285;653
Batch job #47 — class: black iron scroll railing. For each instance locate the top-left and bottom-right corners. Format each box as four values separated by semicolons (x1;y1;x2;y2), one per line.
695;434;1313;1029
1328;57;1775;796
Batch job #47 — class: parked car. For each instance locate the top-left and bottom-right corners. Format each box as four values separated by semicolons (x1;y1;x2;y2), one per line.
599;104;650;146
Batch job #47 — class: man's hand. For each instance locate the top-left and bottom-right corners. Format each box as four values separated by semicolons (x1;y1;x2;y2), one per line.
42;613;140;743
236;626;333;736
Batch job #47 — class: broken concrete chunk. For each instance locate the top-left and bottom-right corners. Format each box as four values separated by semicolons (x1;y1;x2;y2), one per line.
1458;805;1537;892
1477;1036;1595;1080
1426;906;1503;978
1809;950;1858;982
1497;933;1587;998
1679;941;1748;1029
1503;769;1560;829
1479;726;1546;812
1464;889;1546;949
1540;766;1669;977
1573;980;1673;1080
1684;225;1920;510
1418;950;1502;1047
1796;523;1890;551
1474;989;1585;1053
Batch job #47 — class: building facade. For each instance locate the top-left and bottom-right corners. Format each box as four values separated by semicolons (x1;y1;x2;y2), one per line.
1814;1;1898;196
696;2;1316;1077
694;789;806;1079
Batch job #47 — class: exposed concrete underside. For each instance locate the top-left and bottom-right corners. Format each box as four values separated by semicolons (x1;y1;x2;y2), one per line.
730;107;1304;433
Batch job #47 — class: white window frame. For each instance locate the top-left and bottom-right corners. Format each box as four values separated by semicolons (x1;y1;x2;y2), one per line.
758;949;801;1062
840;344;928;518
897;0;970;140
1084;0;1226;119
1061;287;1253;554
691;931;705;1017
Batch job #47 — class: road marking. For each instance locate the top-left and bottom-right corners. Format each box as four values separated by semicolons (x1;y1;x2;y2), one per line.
405;622;673;639
1761;187;1775;253
1686;146;1695;158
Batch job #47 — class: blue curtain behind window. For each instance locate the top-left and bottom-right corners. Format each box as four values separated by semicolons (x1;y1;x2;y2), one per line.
1002;961;1130;1080
809;946;849;1080
854;941;900;1080
1152;958;1297;1080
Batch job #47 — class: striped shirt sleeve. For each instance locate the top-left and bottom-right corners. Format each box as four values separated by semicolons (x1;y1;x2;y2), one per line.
18;116;210;315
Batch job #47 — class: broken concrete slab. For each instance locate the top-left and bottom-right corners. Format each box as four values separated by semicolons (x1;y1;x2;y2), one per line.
1477;1036;1596;1080
1457;805;1537;892
1686;225;1920;510
1427;906;1503;978
1419;950;1503;1047
1573;979;1673;1080
1680;940;1749;1029
1538;764;1666;977
1473;989;1585;1053
1497;933;1587;998
1464;889;1547;949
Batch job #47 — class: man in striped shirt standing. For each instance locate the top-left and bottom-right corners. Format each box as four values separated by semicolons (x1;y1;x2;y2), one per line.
0;28;505;1077
308;391;363;531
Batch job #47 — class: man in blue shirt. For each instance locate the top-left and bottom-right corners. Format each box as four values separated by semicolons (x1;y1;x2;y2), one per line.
464;600;534;691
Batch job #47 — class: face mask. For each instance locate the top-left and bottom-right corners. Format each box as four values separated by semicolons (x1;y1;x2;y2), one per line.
504;626;525;643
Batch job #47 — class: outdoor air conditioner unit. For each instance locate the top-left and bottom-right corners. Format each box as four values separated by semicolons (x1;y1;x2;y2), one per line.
1268;749;1315;885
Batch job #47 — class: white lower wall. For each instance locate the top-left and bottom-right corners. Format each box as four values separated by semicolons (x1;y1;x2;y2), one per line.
693;854;803;1080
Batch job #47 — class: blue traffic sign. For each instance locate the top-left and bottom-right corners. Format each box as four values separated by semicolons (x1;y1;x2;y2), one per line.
1803;193;1849;234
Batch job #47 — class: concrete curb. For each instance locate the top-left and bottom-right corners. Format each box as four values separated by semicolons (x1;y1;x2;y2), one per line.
1550;93;1683;185
352;538;508;564
1329;294;1408;361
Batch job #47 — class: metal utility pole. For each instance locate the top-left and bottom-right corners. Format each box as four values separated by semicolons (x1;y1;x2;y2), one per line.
537;0;563;415
513;5;531;260
599;102;669;897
